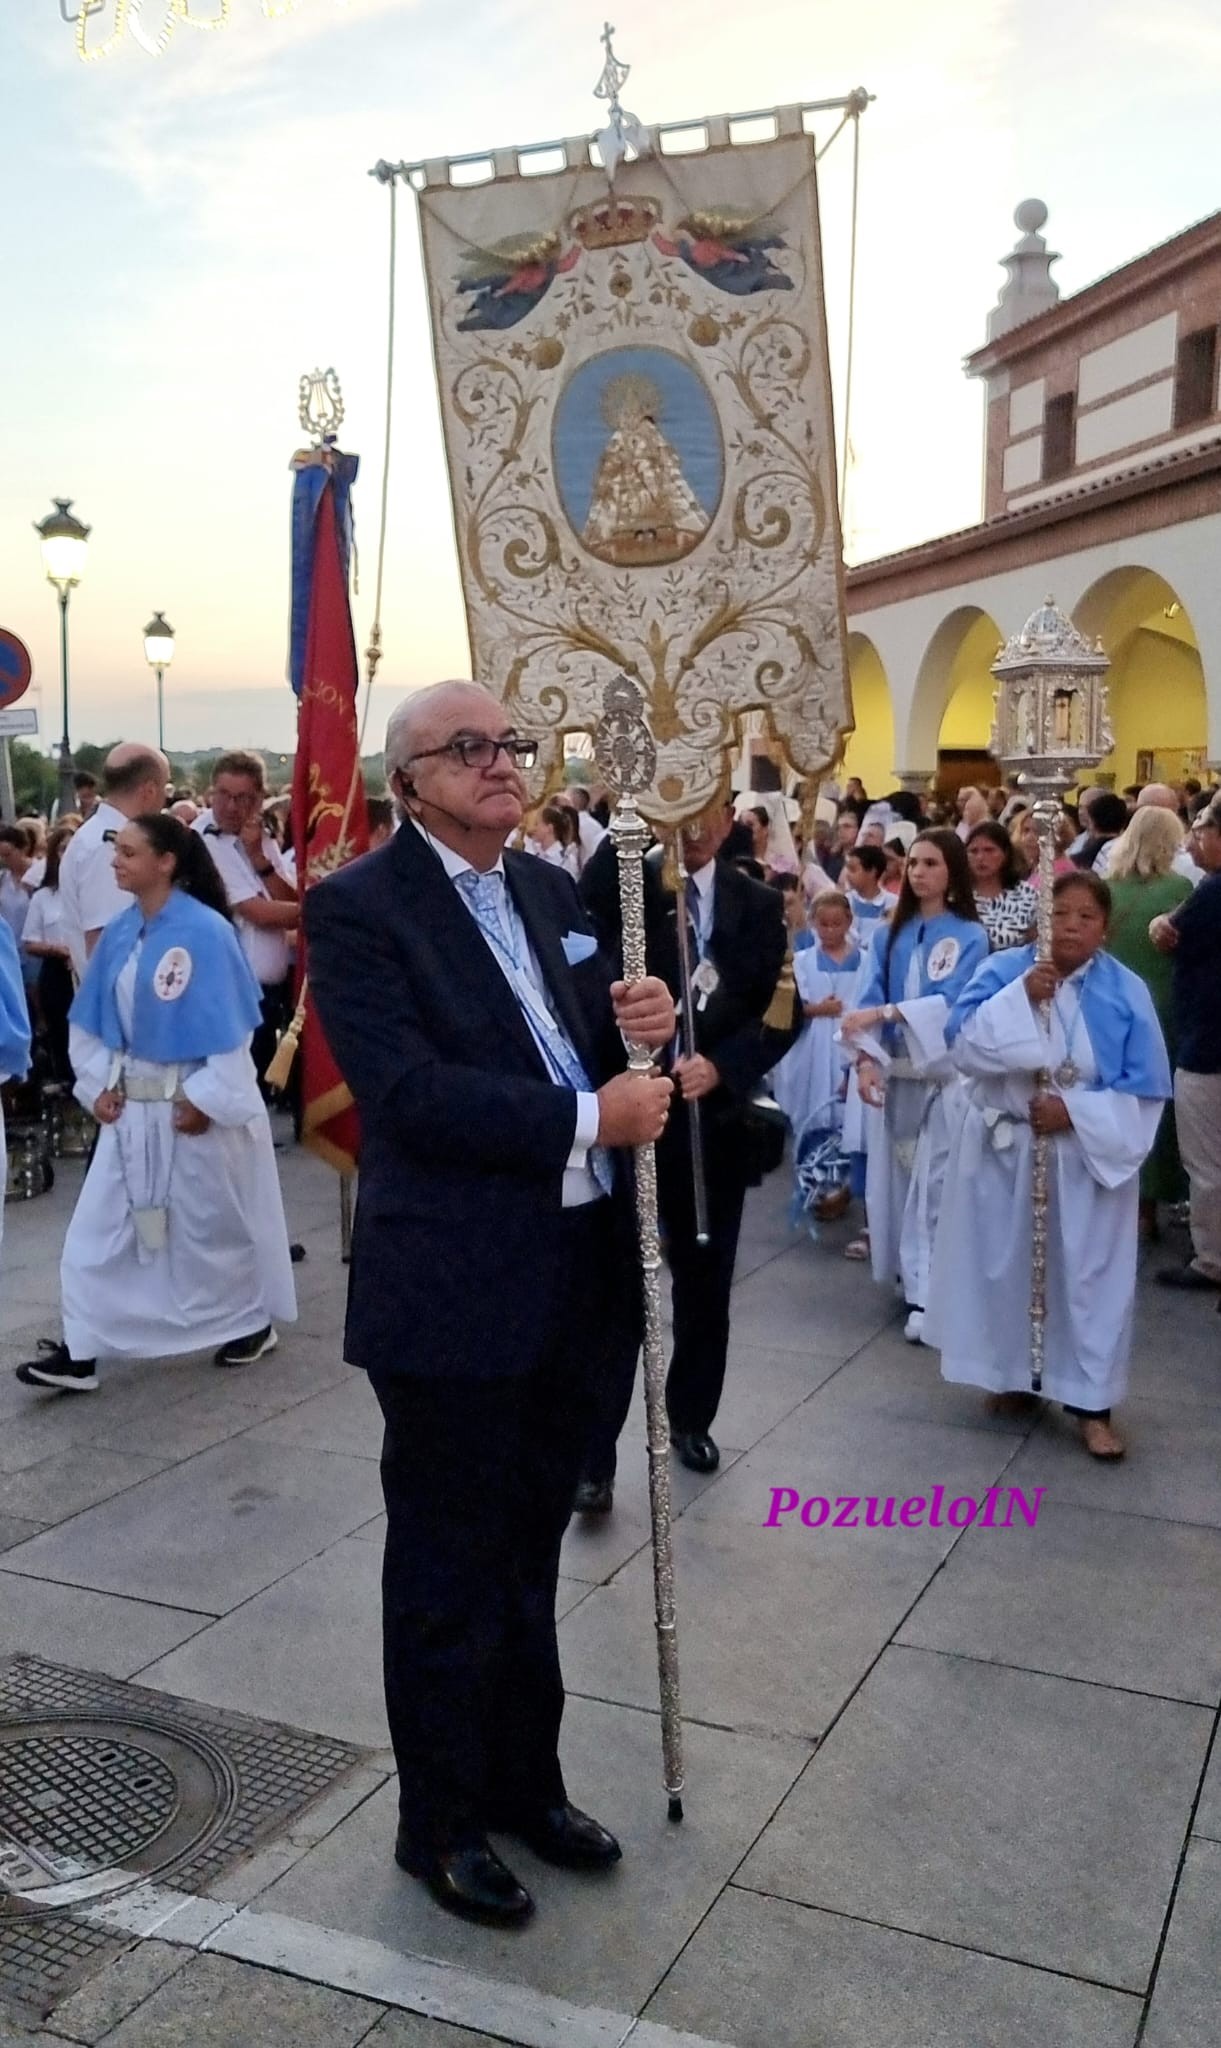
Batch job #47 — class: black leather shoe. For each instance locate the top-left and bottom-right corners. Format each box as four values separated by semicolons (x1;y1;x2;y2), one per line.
670;1429;720;1473
573;1477;614;1515
394;1830;533;1926
501;1803;622;1870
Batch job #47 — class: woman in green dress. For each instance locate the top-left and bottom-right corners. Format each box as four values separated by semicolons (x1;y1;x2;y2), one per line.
1106;807;1193;1231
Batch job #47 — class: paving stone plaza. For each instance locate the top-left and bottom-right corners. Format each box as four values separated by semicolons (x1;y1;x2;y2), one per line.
1;1131;1219;2047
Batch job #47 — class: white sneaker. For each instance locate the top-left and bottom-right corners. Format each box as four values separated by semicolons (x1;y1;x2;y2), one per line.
903;1309;925;1344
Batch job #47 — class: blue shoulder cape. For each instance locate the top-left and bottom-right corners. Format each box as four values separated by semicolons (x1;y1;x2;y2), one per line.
71;893;263;1062
858;911;990;1014
947;944;1172;1099
0;919;30;1080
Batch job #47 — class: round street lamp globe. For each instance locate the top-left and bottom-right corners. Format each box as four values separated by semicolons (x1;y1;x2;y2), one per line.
143;612;176;669
35;499;91;590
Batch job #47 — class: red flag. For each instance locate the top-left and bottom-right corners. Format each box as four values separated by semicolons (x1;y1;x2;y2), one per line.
291;472;369;1172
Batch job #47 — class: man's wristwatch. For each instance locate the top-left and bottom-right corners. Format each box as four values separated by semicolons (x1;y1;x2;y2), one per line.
880;1003;898;1024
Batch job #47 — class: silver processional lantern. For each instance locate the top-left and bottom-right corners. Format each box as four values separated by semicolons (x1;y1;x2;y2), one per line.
989;597;1112;1394
990;596;1112;803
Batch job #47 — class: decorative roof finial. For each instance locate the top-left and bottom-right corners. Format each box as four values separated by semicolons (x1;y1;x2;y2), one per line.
987;199;1061;342
593;22;651;181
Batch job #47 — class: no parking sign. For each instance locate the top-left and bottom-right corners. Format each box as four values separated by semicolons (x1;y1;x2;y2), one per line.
0;630;32;710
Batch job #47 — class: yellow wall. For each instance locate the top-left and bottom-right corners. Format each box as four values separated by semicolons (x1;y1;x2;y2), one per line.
841;638;895;796
937;613;1003;752
1096;626;1207;784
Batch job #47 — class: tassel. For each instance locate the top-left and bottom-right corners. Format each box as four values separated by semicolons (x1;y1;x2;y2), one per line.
264;982;308;1091
762;946;798;1033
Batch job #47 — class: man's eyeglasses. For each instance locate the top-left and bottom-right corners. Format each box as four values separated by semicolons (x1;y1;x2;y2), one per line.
405;735;539;772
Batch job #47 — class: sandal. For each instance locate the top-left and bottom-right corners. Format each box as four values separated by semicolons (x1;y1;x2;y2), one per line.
1080;1416;1125;1460
843;1235;870;1261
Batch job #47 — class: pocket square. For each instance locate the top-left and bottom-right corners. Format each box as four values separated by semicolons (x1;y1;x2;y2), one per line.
561;930;598;966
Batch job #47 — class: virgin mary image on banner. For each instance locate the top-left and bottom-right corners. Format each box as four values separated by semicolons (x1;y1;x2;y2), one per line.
554;348;723;568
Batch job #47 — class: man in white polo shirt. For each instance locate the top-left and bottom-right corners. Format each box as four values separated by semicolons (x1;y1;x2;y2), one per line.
59;743;171;982
196;750;299;1085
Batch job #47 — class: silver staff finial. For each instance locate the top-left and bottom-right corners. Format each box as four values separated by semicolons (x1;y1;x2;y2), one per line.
592;23;651;180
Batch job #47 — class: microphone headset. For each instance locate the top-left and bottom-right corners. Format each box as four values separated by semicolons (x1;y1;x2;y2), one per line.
394;768;478;838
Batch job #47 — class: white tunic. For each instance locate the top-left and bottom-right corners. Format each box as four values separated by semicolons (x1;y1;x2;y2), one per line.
853;953;967;1311
925;972;1162;1409
770;950;856;1144
61;953;297;1360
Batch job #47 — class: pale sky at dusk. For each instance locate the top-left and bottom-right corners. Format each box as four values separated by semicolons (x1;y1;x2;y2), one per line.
2;0;1218;754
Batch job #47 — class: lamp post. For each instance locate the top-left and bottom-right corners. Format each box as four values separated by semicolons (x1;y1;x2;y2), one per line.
34;499;91;818
142;612;176;753
990;597;1112;1389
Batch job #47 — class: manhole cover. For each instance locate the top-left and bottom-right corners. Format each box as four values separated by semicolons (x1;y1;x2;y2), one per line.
0;1713;236;1914
0;1657;365;2019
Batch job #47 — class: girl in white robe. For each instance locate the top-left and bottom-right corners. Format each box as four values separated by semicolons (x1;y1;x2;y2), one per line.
770;891;861;1226
925;870;1170;1459
15;814;296;1394
840;829;989;1341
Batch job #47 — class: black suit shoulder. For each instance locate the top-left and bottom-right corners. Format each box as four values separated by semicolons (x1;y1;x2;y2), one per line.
715;860;786;928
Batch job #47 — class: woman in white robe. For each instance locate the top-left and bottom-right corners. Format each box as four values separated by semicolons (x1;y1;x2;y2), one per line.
925;871;1171;1459
15;814;296;1394
840;829;989;1341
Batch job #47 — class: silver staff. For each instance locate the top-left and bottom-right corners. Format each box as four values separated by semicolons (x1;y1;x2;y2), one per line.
595;672;685;1821
671;841;712;1247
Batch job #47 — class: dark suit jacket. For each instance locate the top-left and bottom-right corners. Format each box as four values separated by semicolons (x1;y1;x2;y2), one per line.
304;825;633;1381
580;842;795;1123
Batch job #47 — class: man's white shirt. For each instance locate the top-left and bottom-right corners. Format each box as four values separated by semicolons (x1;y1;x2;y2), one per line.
415;823;601;1205
58;800;128;982
196;818;294;987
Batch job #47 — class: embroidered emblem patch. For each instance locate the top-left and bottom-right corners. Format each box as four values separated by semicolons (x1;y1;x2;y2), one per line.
926;936;961;983
153;947;192;1001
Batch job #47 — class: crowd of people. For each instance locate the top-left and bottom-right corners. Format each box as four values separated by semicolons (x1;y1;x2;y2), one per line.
767;769;1221;1461
2;699;1219;1929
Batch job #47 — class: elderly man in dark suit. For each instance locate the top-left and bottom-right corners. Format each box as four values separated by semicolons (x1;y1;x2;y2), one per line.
576;804;794;1507
305;681;675;1929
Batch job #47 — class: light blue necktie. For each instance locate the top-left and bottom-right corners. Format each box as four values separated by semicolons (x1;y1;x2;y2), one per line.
456;868;613;1196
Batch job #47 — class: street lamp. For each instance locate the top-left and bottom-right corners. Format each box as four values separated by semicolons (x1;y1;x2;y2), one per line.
143;612;176;752
34;498;91;818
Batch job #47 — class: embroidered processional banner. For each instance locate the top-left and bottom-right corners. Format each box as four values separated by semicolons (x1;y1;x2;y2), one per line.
416;120;851;825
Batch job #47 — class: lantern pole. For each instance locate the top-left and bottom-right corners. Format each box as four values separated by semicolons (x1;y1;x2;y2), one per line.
990;599;1112;1391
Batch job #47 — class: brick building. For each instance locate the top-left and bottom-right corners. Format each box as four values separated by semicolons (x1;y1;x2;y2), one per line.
841;201;1221;798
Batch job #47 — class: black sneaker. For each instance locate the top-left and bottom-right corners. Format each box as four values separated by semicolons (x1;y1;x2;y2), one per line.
212;1325;278;1370
16;1341;98;1393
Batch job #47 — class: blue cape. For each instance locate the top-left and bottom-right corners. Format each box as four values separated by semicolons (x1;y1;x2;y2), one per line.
947;944;1172;1099
71;893;263;1062
858;912;990;1019
0;919;30;1080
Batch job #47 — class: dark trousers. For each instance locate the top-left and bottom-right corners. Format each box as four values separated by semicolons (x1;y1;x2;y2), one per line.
581;1118;748;1480
370;1201;623;1854
252;979;291;1093
37;957;75;1086
659;1122;748;1437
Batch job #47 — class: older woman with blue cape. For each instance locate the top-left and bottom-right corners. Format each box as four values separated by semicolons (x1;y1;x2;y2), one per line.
924;871;1171;1459
15;815;296;1394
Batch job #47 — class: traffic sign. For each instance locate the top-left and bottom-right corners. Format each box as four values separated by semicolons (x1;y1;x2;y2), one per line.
0;631;32;711
0;708;38;737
